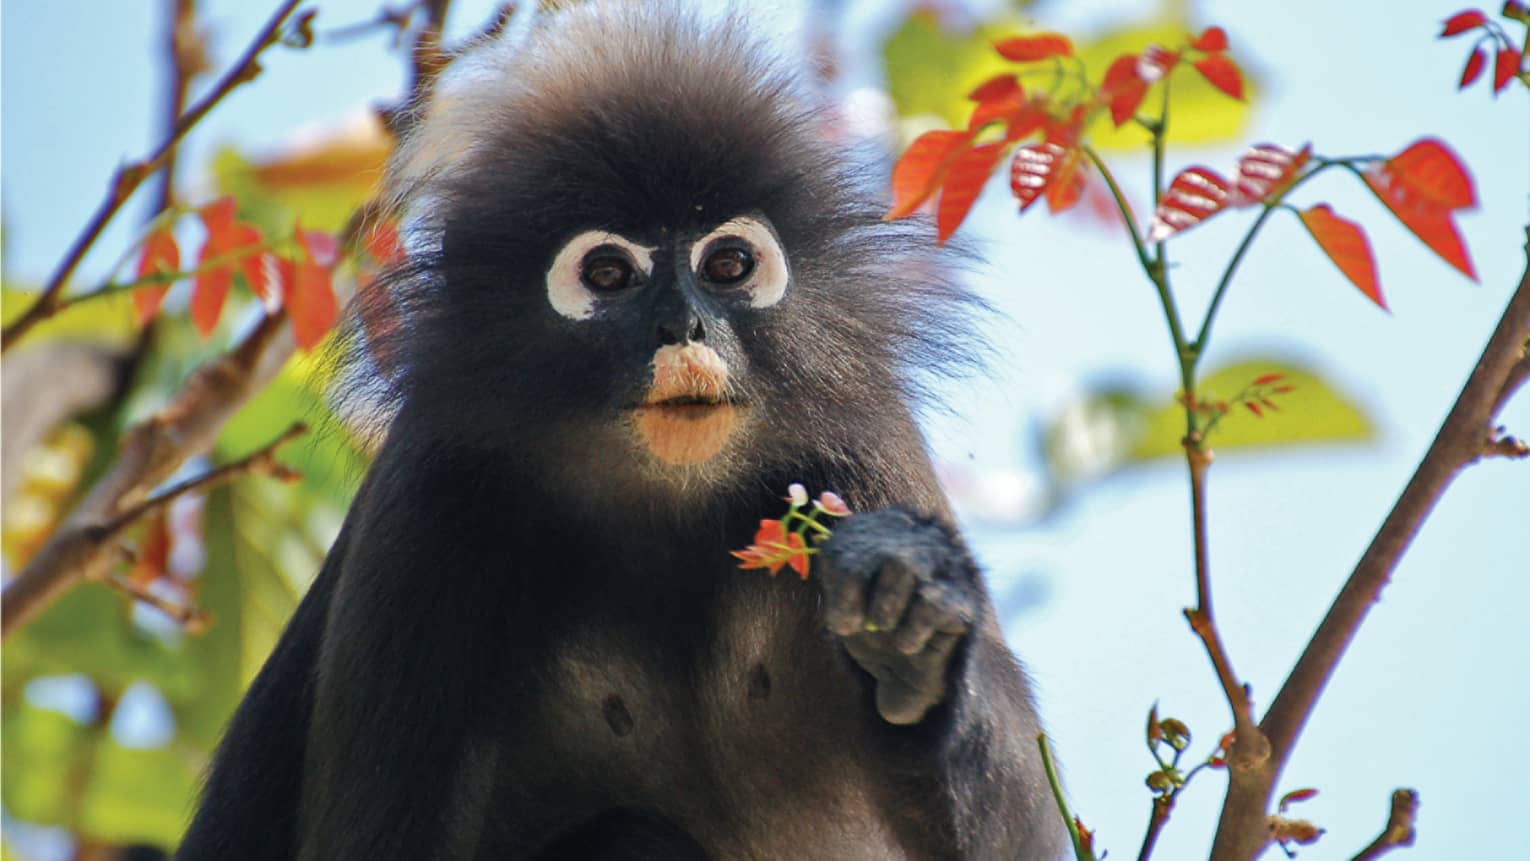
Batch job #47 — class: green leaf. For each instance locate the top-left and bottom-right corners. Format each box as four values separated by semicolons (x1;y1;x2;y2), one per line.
1129;360;1373;459
882;11;1020;131
1041;358;1374;485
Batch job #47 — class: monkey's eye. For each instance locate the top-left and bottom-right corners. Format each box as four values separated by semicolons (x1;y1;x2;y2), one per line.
581;253;636;292
701;246;755;286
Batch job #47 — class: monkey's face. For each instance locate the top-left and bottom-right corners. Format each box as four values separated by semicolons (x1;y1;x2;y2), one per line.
539;215;790;470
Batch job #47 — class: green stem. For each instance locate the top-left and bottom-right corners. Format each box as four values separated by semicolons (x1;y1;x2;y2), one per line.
49;236;303;316
1191;159;1354;361
784;510;832;537
1038;734;1096;861
1082;146;1152;276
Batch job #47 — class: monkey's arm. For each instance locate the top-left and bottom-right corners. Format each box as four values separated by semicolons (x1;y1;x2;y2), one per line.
818;510;1065;855
295;446;506;861
176;523;346;860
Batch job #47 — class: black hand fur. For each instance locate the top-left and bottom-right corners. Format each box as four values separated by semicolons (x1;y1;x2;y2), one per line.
819;510;980;725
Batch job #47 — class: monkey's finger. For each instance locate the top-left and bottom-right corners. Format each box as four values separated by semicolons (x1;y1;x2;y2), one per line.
866;554;920;632
917;581;974;634
893;594;940;655
923;631;963;664
823;569;869;636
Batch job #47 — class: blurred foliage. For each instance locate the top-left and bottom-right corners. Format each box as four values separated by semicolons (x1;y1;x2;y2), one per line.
881;6;1256;150
2;110;381;856
1041;358;1374;489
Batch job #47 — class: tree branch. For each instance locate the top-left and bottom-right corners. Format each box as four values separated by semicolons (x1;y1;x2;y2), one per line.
1349;789;1419;861
1;313;290;637
1209;229;1530;860
1;0;302;353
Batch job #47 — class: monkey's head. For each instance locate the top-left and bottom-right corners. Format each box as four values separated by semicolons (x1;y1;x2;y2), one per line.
360;2;977;502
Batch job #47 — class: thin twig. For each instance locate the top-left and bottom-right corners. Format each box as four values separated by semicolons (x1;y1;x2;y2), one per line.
1349;790;1419;861
153;0;204;214
95;422;306;544
1137;796;1171;861
1182;442;1259;737
1;0;302;353
101;574;212;633
1037;734;1095;861
1;313;290;637
1210;231;1530;860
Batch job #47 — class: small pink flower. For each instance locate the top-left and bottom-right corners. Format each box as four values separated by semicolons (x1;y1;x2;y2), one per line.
815;491;851;517
785;483;809;507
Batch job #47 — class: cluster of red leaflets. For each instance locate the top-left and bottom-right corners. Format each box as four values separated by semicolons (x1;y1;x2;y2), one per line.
132;197;348;350
888;23;1483;310
731;518;811;578
887;26;1246;243
1440;6;1527;93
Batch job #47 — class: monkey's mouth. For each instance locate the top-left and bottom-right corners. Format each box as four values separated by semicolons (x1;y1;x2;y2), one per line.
629;343;742;465
632;395;742;416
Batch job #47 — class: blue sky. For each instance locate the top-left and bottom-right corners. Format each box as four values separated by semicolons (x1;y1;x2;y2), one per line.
4;1;1527;858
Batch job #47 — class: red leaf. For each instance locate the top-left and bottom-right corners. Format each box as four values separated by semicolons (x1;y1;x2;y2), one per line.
1191;26;1228;52
887;130;971;219
299;227;341;267
232;224;268;299
754;518;786;547
1009;143;1060;212
966;84;1041;138
1192;53;1244;99
937;143;1006;243
1439;10;1487;36
190;265;232;337
1460;48;1488;87
1252;373;1286;385
1230;143;1311;205
1372;138;1477;209
1298;204;1385;309
1139;45;1180;82
1044;146;1086;213
1244;401;1264;417
1101;55;1150;126
198;197;268;300
1280;788;1321;810
287;260;339;350
968;74;1021;103
366;221;406;266
133;229;180;325
199;197;238;243
1493;46;1522;92
130;513;172;586
1364;140;1478;279
1146;167;1232;241
994;33;1073;62
785;532;809;579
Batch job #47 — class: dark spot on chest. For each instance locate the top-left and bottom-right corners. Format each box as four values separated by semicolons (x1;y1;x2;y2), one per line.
748;664;771;702
602;694;634;737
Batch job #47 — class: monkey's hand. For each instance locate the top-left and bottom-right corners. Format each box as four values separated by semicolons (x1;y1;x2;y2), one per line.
817;510;978;726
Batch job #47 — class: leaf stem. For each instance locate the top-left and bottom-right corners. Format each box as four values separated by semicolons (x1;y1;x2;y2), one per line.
1191;158;1353;363
1037;734;1095;861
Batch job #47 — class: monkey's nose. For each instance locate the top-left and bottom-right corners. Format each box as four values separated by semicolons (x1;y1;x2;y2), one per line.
657;314;705;345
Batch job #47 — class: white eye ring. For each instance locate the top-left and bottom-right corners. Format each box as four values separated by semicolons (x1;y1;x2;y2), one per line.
689;216;789;309
546;232;655;320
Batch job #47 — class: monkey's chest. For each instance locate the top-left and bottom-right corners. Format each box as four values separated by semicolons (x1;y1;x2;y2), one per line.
485;599;911;858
